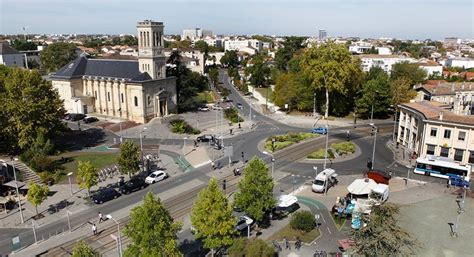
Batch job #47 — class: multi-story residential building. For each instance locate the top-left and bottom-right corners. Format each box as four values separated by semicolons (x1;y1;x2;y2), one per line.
318;30;327;41
397;101;474;165
0;42;25;67
417;60;443;78
445;57;474;69
356;54;414;73
164;49;205;74
224;39;262;55
182;28;213;40
415;82;474;112
202;38;223;48
51;20;177;124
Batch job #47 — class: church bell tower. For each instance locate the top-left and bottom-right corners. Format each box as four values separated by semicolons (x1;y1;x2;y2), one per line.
137;20;166;79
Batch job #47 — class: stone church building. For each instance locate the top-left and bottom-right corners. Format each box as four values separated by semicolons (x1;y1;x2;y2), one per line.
51;20;177;123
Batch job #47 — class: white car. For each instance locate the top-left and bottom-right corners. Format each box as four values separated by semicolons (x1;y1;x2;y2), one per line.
145;170;168;184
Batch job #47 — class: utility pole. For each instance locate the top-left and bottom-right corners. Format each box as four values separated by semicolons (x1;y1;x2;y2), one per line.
313;92;316;117
323;124;329;169
371;124;377;170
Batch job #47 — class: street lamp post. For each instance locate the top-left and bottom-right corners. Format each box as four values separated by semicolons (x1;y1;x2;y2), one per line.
392;107;398;144
32;220;37;244
67;172;73;196
313;92;317;117
66;210;72;232
262;151;275;179
370;124;378;170
106;215;122;257
139;127;147;171
118;108;123;143
11;157;24;224
183;137;188;156
323;125;329;170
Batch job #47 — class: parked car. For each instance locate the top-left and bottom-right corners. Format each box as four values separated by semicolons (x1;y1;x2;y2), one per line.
235;215;254;232
212;105;223;111
145;170;168;184
237;102;243;109
198;106;210;112
69;113;86;121
91;188;121;204
83;116;99;124
272;195;300;220
311;127;328;135
119;178;147;194
197;134;214;142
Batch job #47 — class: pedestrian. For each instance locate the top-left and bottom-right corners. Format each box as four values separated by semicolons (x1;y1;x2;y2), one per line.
346;130;350;141
98;212;104;223
238;123;241;129
283;237;288;249
233;168;237;176
194;140;198;148
92;223;97;235
211;161;215;171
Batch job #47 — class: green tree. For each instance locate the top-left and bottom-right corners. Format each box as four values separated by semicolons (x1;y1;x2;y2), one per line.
0;67;65;153
11;39;38;51
246;239;275;257
301;41;361;118
76;161;98;196
124;192;182;257
290;210;316;232
26;182;49;216
246;54;271;87
71;240;98;257
228;238;247;257
194;40;210;55
191;178;236;254
117;140;141;177
220;50;239;68
40;42;77;73
272;72;299;110
390;61;427;85
356;67;391;118
351;203;420;256
391;77;417;110
275;36;306;71
235;157;276;225
209;67;219;86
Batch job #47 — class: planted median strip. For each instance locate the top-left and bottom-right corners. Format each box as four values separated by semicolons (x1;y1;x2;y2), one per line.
264;132;319;153
307;141;355;159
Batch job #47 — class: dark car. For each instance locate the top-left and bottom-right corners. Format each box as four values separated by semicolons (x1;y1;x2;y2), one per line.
272;203;300;220
70;113;86;121
197;134;214;142
91;188;121;204
83;116;99;124
119;178;147;194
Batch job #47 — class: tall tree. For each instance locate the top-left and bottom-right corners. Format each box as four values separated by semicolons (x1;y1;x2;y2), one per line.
11;39;38;51
234;157;276;225
275;36;306;71
76;161;98;196
246;239;275;257
117;140;141;177
390;61;427;85
391;77;417;109
272;72;299;110
194;40;210;55
246;54;271;87
351;203;420;256
124;192;181;256
191;178;236;254
356;67;391;119
26;183;49;216
208;67;219;86
40;42;77;73
0;67;65;153
301;41;361;118
71;240;98;257
220;50;239;68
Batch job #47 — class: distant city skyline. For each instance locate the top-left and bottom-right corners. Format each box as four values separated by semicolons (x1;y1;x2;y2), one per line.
1;0;473;40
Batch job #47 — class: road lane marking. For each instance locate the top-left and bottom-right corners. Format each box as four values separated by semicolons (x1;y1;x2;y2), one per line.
327;227;332;234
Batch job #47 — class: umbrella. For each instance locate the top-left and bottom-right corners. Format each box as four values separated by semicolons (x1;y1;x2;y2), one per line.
3;180;26;189
347;178;377;195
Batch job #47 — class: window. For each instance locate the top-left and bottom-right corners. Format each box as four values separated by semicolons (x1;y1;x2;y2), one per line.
454;149;464;162
444;129;451;139
469;151;474;164
440;147;449;157
134;96;138;107
426;145;435;155
430;128;437;137
147;95;152;106
458;131;466;141
107;92;111;102
121;93;124;103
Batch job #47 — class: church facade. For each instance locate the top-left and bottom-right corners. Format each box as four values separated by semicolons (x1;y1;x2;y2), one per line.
51;20;177;124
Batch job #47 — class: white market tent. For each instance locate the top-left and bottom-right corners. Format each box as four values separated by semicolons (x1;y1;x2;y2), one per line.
277;195;298;208
347;178;377;195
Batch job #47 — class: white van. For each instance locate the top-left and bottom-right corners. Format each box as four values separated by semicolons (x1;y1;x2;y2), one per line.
312;168;338;193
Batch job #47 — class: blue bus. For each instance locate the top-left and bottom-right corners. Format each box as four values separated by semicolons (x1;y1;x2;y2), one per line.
414;156;471;181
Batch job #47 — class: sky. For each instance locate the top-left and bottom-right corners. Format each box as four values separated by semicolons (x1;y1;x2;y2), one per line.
1;0;473;39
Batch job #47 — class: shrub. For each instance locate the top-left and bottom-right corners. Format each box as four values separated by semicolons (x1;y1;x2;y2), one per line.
224;108;243;123
332;142;355;155
307;149;334;159
290;210;316;232
169;119;201;134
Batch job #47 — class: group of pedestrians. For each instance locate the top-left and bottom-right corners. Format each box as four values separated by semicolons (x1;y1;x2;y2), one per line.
91;212;106;236
273;237;302;252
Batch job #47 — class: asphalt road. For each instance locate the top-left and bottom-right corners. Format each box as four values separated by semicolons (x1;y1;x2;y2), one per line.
0;70;408;255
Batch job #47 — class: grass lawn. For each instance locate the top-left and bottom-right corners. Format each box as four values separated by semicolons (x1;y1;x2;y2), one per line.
255;87;273;103
307;141;355;159
331;213;347;230
267;224;320;244
264;132;318;153
52;152;119;175
196;91;215;103
307;149;335;159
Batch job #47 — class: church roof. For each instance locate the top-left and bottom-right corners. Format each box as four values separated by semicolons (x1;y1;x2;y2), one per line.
51;56;152;82
0;42;21;55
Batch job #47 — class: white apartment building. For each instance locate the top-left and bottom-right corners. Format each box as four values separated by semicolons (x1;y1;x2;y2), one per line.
203;38;223;48
164;49;205;74
0;42;25;67
182;28;213;40
357;54;415;73
397;101;474;165
224;39;262;55
445;57;474;69
417;60;443;78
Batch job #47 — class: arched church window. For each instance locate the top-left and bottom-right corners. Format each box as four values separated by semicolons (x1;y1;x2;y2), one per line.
134;96;138;107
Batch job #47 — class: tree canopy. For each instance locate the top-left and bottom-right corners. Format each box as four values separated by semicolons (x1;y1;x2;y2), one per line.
390;61;427;85
234;157;276;223
350;203;419;256
191;178;236;251
117;140;141;177
71;240;98;257
275;36;306;71
27;182;49;216
0;66;65;154
245;54;271;87
391;77;417;110
40;42;77;73
301;41;362;118
76;161;98;196
356;67;391;119
124;192;182;257
11;39;39;51
220;50;239;68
